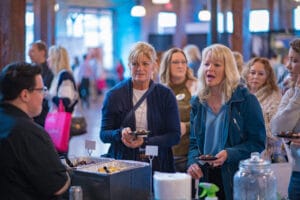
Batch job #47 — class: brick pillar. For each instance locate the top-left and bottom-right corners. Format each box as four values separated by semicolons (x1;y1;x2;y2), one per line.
0;0;26;69
33;0;56;47
208;0;218;44
231;0;251;60
231;0;243;53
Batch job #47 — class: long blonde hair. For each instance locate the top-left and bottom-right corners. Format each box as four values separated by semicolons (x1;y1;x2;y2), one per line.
48;45;71;75
197;44;240;102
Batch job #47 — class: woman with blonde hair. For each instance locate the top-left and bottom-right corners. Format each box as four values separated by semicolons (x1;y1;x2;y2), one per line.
183;44;201;77
187;44;266;199
243;57;283;162
159;47;197;172
100;42;180;173
47;45;78;114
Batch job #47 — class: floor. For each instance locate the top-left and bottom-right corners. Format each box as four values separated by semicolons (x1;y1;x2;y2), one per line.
68;94;110;158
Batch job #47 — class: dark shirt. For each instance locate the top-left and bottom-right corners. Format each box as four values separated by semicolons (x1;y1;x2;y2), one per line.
34;62;54;126
40;61;54;89
0;103;68;200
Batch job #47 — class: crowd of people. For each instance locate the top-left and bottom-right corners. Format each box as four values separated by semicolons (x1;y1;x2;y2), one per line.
1;38;300;199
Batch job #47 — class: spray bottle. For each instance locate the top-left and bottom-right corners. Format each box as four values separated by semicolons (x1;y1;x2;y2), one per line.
199;182;219;200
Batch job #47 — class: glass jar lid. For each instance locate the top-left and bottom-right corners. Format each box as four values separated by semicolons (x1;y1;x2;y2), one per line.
239;152;271;170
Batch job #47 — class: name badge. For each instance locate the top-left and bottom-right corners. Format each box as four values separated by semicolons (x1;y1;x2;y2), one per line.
176;93;185;101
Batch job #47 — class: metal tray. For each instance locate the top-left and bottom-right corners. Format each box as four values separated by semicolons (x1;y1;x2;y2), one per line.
71;160;151;200
77;159;149;174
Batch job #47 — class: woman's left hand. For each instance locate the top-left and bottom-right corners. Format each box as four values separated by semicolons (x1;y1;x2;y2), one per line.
122;136;144;149
209;150;228;167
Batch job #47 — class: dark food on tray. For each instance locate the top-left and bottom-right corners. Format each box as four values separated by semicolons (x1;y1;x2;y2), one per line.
197;154;218;161
276;131;300;139
98;166;122;173
73;160;96;167
130;130;150;138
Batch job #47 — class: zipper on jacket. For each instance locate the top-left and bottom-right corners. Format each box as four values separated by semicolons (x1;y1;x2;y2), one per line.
233;118;241;131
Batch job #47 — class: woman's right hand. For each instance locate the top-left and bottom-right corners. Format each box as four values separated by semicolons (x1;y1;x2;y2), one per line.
121;127;144;148
121;127;134;142
187;163;203;179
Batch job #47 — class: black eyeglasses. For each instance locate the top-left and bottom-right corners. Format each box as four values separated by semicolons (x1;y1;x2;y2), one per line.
171;60;187;65
30;86;48;94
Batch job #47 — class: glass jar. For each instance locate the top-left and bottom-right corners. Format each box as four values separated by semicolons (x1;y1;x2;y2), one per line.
233;152;277;200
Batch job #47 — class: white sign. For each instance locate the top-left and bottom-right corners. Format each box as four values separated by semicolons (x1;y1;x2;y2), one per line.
145;145;158;156
85;140;96;150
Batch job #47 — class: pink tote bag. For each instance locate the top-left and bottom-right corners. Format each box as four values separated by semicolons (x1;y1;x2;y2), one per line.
45;100;72;152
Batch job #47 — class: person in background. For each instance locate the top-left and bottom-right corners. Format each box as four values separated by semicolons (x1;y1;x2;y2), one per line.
243;57;283;162
89;48;104;99
159;47;197;172
232;51;244;75
269;51;288;85
77;53;93;108
47;45;78;156
233;51;246;85
47;45;78;114
183;44;201;77
100;41;180;172
116;59;125;82
28;40;54;126
0;62;70;199
187;44;266;199
270;38;300;200
152;51;164;82
71;56;80;71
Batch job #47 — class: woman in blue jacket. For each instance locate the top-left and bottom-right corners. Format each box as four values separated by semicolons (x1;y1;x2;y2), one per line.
100;42;180;172
187;44;266;199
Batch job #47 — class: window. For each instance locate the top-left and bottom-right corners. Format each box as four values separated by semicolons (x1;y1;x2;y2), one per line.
294;6;300;30
249;10;269;32
64;9;113;70
158;12;177;33
217;12;224;33
26;6;113;70
226;12;233;33
25;5;34;62
66;11;84;37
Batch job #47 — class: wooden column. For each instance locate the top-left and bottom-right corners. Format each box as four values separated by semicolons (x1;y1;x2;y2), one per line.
231;0;243;53
0;0;26;69
231;0;251;60
208;0;218;45
33;0;56;46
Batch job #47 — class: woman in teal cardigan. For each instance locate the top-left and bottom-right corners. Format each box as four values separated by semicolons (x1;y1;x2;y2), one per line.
187;44;266;199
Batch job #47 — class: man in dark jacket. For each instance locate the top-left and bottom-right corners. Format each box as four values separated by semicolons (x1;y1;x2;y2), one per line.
28;40;54;126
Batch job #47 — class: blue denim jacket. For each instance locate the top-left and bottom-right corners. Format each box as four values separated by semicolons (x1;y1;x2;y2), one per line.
188;85;266;200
